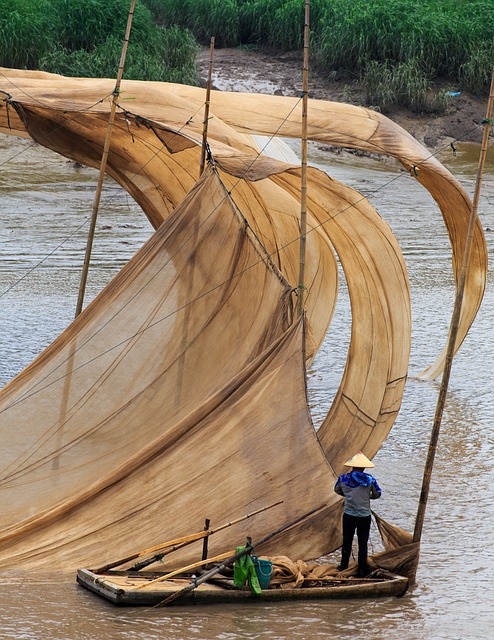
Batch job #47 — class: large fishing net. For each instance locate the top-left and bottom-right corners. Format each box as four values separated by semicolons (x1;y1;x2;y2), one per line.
0;70;486;572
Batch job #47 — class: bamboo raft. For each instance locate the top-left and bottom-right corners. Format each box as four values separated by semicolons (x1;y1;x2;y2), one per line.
77;568;409;606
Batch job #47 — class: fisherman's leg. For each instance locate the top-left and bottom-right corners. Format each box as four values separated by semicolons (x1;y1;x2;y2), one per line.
356;515;372;576
339;513;356;570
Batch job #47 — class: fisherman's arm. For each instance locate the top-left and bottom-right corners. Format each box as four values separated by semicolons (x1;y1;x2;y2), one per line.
370;478;382;499
334;477;344;496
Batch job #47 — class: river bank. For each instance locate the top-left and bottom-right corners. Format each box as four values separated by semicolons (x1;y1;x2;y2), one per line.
197;46;488;150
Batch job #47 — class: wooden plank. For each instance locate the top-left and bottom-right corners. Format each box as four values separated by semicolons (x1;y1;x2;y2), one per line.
76;568;409;606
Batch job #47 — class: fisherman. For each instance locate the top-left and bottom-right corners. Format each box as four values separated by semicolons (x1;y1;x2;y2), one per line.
334;451;381;577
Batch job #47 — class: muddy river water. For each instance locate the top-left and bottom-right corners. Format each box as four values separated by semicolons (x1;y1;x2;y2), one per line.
0;134;493;639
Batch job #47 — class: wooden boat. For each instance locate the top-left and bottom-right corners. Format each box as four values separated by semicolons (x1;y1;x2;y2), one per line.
76;567;409;606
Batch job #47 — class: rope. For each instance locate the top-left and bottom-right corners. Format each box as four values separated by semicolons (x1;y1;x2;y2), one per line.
0;118;485;400
0;92;486;462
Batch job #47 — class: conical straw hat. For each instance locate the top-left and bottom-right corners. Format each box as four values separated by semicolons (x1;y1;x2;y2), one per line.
344;452;375;468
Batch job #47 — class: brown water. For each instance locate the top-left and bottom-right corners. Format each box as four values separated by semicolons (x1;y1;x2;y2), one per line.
0;135;493;639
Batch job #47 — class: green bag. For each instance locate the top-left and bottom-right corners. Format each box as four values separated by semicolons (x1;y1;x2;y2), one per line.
233;546;262;595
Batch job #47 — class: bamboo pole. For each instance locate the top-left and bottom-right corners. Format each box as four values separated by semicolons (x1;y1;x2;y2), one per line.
93;500;283;573
296;0;311;318
199;36;215;177
75;0;136;317
201;518;211;561
154;504;326;607
413;67;494;544
134;550;235;590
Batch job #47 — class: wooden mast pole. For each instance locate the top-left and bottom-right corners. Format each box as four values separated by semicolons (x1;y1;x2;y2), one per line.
75;0;136;317
413;66;494;544
199;36;215;176
296;0;311;318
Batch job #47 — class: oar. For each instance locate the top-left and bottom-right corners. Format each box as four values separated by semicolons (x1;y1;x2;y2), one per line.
93;500;283;573
154;504;326;607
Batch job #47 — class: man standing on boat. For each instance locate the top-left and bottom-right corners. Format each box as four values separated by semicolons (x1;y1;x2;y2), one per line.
334;452;381;578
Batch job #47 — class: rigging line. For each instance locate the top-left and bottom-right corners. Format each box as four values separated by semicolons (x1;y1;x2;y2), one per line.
0;173;300;424
220;98;305;197
0;216;97;300
0;91;115;171
0;124;486;415
0;89;294;301
116;90;305;195
214;169;292;289
0;106;207;300
309;116;485;167
0;101;487;409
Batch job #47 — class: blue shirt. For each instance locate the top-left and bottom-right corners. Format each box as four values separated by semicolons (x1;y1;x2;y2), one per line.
334;471;382;517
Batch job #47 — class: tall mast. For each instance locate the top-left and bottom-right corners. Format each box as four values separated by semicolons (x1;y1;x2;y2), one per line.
296;0;311;318
75;0;136;317
199;36;215;176
413;66;494;544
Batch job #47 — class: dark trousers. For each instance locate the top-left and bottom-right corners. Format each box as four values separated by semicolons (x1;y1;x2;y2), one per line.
340;513;371;573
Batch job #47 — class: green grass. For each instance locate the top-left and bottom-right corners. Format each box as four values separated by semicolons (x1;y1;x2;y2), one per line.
0;0;53;68
312;0;494;96
361;59;452;114
143;0;239;47
0;0;198;83
144;0;493;107
1;0;492;106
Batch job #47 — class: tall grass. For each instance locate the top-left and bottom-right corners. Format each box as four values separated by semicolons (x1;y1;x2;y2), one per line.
313;0;494;95
0;0;198;83
141;0;493;97
362;59;451;114
143;0;239;47
1;0;492;99
0;0;53;68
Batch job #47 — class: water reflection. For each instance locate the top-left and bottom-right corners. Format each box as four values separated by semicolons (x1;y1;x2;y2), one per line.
0;136;493;638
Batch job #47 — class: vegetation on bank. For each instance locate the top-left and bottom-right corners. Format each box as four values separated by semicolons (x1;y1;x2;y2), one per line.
144;0;493;112
0;0;198;83
1;0;492;113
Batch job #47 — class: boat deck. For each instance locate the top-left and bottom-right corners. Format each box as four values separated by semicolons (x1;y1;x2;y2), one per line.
77;568;409;606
